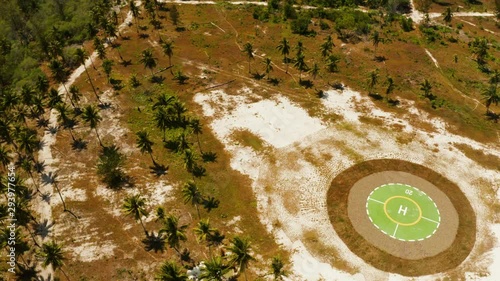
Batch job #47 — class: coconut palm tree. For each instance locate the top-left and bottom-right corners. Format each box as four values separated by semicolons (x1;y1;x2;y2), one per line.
263;58;273;80
129;0;140;34
0;145;12;170
385;76;395;100
276;38;290;73
200;256;230;281
159;214;187;254
325;55;339;73
371;30;381;56
309;62;319;80
320;35;334;58
162;41;174;67
15;128;39;157
48;59;72;105
75;48;101;103
368;69;379;94
155;108;170;141
443;7;453;25
140;49;158;76
194;219;214;244
270;256;287;280
182;148;196;173
420;79;432;98
482;85;499;113
40;241;69;280
156;260;188;280
153;92;176;110
123;194;149;234
293;53;308;81
68;85;81;108
228;236;255;280
294;41;305;57
135;130;156;164
94;37;106;60
187;118;203;154
102;59;114;83
182;181;203;219
243;43;254;73
81;105;103;146
489;69;500;86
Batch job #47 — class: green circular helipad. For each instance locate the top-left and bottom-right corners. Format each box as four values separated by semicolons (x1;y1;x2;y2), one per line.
366;183;441;241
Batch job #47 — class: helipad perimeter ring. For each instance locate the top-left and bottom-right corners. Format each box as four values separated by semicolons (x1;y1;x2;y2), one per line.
326;159;476;276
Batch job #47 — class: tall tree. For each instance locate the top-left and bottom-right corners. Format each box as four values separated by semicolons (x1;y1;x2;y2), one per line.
135;130;156;164
194;219;215;253
40;241;69;280
443;7;453;25
156;260;187;280
371;30;381;56
243;43;254;73
94;37;106;60
368;69;379;94
200;256;230;281
75;48;101;103
159;214;187;254
102;59;114;83
293;53;308;80
320;35;334;58
81;105;103;146
270;256;287;280
276;38;290;73
189;118;203;153
182;181;203;219
482;85;499;113
48;59;72;105
129;0;140;34
309;62;319;80
140;49;158;76
263;58;273;80
325;55;339;73
420;79;432;98
385;76;395;100
123;194;149;234
228;236;255;281
170;5;180;26
162;41;174;67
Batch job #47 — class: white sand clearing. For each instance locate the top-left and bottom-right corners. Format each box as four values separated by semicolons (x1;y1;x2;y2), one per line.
195;86;499;280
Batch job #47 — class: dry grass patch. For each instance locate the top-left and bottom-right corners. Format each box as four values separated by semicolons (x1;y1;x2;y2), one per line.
453;143;500;171
230;128;266;151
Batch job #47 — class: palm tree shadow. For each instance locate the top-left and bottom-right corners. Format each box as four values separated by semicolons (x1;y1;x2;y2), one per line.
34;160;46;173
32;219;54;239
150;163;169;176
40;192;52;204
37;117;49;128
38;139;46;151
98;102;112;110
71;138;88;151
15;260;39;280
40;171;56;185
142;232;166;253
486;112;499;123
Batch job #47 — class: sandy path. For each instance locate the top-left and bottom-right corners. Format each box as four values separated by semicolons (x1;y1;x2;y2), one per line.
33;5;136;279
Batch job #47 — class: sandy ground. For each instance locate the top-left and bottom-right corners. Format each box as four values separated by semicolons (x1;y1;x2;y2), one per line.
194;84;500;280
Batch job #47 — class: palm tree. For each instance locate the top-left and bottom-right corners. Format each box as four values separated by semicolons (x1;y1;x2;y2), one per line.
482;85;499;113
153;92;176;110
0;145;12;170
385;76;395;100
489;69;500;86
189;118;203;153
48;59;72;104
81;105;103;146
420;79;432;98
276;38;290;73
156;260;188;280
159;214;187;254
130;0;140;34
469;37;489;65
325;55;340;73
94;37;106;60
371;30;381;56
294;41;305;57
194;219;215;249
270;256;287;280
200;256;230;281
443;7;453;25
320;35;334;58
75;48;101;103
182;148;196;173
68;85;81;107
155;107;170;141
15;128;39;157
135;130;156;164
368;69;379;94
123;194;149;234
293;53;308;80
243;43;254;73
162;41;174;66
140;49;158;76
228;236;255;280
309;62;320;80
40;241;69;280
263;58;273;80
182;181;203;219
102;59;114;83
